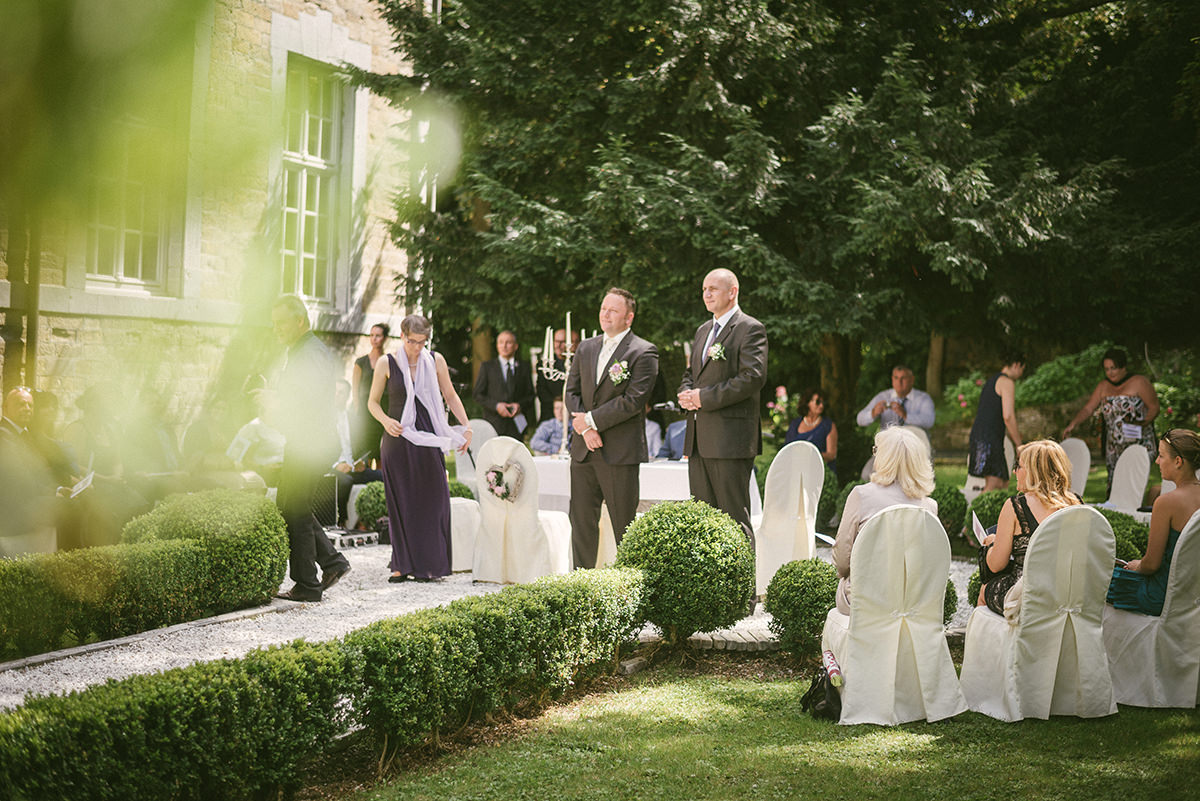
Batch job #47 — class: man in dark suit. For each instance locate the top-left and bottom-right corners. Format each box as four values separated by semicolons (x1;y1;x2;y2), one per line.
678;269;768;545
473;330;535;439
565;288;659;569
269;295;351;602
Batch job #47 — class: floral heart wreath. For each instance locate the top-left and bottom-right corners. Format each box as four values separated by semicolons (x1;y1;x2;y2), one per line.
484;459;525;503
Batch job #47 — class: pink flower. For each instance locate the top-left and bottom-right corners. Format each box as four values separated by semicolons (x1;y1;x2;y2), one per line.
975;378;984;386
960;401;968;408
1166;406;1174;414
776;386;787;397
957;393;965;401
767;401;777;410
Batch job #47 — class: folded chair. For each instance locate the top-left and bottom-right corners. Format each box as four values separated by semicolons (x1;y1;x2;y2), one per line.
473;436;570;583
821;505;966;725
754;441;824;596
1103;509;1200;707
960;505;1116;721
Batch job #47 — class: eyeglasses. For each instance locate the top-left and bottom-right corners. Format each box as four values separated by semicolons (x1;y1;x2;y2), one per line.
404;336;428;347
1013;462;1023;473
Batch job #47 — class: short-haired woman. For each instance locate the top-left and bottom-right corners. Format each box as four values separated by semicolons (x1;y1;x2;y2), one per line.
832;426;938;614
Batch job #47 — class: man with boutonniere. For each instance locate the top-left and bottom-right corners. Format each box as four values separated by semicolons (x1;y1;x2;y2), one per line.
678;268;768;546
564;288;659;569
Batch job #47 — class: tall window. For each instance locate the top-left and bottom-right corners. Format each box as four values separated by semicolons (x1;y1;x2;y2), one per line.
86;116;168;286
282;56;342;302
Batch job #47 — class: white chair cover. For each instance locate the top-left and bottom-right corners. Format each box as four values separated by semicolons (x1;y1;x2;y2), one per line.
472;436;571;584
754;441;824;596
1102;444;1149;512
449;496;480;572
1061;437;1091;497
1103;509;1200;707
960;505;1116;721
457;419;497;497
820;505;966;725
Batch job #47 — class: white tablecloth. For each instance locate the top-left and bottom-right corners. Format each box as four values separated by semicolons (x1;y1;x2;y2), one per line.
531;456;762;517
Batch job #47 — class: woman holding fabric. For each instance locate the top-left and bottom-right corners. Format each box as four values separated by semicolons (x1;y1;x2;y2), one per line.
977;440;1083;615
1107;429;1200;615
832;425;937;614
368;315;471;582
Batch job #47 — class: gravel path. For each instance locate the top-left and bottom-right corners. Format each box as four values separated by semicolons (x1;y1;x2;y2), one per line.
0;544;978;711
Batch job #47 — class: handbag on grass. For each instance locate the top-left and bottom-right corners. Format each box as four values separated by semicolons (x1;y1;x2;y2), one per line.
800;667;842;721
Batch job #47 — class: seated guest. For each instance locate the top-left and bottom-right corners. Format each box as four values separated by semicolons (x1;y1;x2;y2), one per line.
784;387;838;473
226;397;287;487
29;390;81;488
531;398;569;456
977;440;1083;615
656;419;687;461
1108;429;1200;615
833;426;937;615
856;365;935;431
332;379;382;526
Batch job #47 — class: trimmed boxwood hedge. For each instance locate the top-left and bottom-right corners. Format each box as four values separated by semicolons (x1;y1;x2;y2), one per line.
963;488;1015;533
448;479;475;499
764;558;838;657
354;481;388;530
0;568;645;800
1094;507;1149;562
930;481;968;539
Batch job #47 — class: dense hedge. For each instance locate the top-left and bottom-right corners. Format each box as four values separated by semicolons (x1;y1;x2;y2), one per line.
354;482;388;529
764;558;838;657
964;489;1015;533
931;482;968;539
123;489;289;613
1094;507;1149;562
615;501;753;645
816;467;840;534
1;490;286;661
0;569;644;800
448;479;475;499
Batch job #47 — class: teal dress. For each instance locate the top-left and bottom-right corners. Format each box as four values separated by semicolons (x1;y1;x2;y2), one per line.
1106;527;1181;616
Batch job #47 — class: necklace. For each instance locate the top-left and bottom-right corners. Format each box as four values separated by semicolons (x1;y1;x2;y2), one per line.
802;414;821;426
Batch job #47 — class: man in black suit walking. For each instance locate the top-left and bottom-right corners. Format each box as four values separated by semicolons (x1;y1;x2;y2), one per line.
678;269;768;545
473;330;535;439
565;288;659;568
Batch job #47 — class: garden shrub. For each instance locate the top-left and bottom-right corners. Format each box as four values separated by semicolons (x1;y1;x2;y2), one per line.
1094;507;1149;562
614;500;753;646
0;640;352;801
448;479;475;499
941;370;987;422
764;558;837;657
930;482;968;539
967;569;981;609
0;539;208;661
354;481;388;529
122;489;288;613
944;578;958;626
964;489;1015;534
1016;342;1113;406
816;468;840;534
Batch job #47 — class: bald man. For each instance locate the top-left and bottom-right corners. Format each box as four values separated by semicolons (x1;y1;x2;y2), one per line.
677;269;768;545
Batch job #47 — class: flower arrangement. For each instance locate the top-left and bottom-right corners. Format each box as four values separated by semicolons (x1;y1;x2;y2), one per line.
607;359;630;385
707;342;726;361
484;460;524;502
766;385;801;442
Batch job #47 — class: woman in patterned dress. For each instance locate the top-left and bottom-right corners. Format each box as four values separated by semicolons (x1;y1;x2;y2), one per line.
1064;348;1159;495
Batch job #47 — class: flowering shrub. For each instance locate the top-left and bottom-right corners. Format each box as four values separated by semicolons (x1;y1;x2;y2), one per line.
765;385;801;442
940;371;986;422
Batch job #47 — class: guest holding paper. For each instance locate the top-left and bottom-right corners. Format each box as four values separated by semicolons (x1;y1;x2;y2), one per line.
530;398;569;456
1107;429;1200;616
473;330;535;440
369;314;471;583
1063;347;1159;495
833;426;937;614
976;440;1083;616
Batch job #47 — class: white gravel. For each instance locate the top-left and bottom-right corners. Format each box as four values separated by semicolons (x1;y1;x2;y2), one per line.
0;544;979;711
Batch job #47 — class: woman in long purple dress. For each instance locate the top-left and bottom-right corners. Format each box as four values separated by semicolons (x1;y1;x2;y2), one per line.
367;315;472;582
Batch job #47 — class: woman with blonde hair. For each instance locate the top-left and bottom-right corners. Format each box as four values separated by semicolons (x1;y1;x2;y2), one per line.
977;440;1082;615
1107;429;1200;615
832;426;938;614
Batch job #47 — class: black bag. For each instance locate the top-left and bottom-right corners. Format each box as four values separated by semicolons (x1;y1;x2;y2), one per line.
800;666;842;721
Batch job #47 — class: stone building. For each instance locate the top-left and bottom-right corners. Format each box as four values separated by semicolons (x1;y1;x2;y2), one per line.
0;0;410;437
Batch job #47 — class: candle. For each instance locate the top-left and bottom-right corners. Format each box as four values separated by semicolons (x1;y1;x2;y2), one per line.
544;326;552;360
566;311;571;341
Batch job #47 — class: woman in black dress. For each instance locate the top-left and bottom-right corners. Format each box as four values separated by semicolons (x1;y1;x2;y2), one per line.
367;315;472;582
351;323;389;466
967;355;1025;492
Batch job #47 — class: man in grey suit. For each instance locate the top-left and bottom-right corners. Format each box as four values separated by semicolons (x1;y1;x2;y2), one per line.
678;269;768;545
565;288;659;569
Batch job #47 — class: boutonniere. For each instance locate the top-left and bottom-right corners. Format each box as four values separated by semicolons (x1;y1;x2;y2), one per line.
707;342;726;361
608;360;631;384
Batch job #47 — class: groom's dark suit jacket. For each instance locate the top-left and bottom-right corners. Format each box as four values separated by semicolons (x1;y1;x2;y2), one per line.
565;332;659;465
679;309;768;460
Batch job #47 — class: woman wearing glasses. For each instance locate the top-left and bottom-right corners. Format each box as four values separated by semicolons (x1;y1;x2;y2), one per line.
977;440;1083;616
1107;429;1200;615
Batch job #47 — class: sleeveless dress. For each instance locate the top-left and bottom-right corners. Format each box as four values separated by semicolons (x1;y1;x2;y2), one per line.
381;354;451;579
968;372;1007;480
784;415;836;473
1099;391;1157;495
1106;527;1181;616
980;495;1037;616
355;354;386;462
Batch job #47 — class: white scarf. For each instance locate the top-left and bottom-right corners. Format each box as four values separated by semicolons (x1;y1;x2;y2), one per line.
394;351;467;452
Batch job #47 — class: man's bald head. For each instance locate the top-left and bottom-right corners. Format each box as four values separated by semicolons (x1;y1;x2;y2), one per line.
702;269;740;317
3;388;34;429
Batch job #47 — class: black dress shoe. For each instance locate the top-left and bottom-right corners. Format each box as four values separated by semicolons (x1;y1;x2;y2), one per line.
276;587;322;602
321;565;351;591
388;573;409;583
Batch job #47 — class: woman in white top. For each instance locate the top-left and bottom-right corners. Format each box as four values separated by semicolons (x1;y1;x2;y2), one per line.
833;426;938;614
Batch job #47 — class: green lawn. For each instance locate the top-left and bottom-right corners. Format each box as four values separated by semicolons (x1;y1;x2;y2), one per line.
352;667;1200;801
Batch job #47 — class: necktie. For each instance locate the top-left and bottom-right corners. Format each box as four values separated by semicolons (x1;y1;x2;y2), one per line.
505;361;513;385
704;321;721;363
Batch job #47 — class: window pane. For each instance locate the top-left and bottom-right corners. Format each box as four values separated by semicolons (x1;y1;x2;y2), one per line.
142;235;158;283
97;229;116;277
123;232;140;278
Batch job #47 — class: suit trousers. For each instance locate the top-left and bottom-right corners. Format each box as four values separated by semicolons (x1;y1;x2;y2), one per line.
688;453;755;547
277;458;351;594
569;457;639;569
